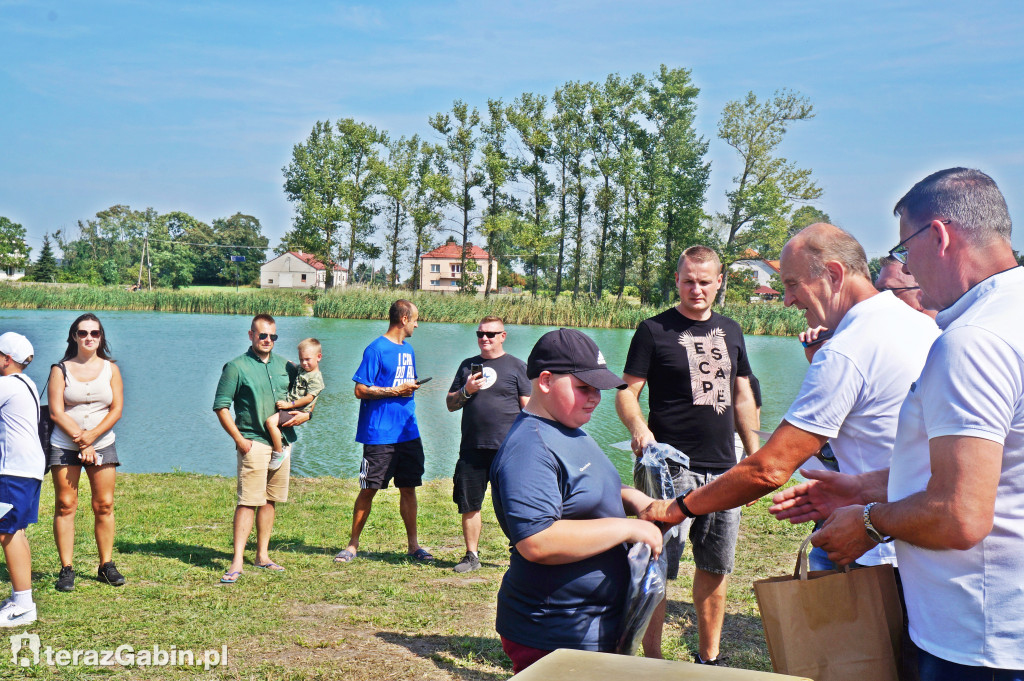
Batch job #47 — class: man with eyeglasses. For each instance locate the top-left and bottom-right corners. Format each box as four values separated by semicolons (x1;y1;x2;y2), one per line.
875;255;936;320
213;314;309;583
795;168;1024;681
640;226;937;673
445;316;530;573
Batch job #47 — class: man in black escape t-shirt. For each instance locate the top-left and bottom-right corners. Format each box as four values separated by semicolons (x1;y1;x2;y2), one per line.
446;316;531;573
616;245;760;666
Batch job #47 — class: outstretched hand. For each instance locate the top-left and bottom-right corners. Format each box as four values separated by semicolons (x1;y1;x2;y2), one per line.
768;468;863;524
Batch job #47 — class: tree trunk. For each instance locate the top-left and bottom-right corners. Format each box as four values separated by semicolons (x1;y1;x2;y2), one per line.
555;159;567;297
596;175;610;298
616;186;630;302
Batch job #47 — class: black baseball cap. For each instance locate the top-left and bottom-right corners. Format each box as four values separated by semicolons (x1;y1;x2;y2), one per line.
526;328;626;390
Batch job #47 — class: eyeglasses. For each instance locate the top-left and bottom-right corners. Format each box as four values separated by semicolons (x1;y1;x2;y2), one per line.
257;333;279;341
889;219;950;264
879;286;920;293
76;329;102;339
476;331;502;339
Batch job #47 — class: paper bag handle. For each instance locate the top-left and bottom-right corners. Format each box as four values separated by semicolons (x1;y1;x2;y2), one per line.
794;534;850;580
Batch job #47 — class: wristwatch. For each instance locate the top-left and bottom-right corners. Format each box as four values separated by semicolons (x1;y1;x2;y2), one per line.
863;502;893;543
675;489;698;519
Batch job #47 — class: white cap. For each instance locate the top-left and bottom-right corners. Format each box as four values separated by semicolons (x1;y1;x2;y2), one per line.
0;332;34;365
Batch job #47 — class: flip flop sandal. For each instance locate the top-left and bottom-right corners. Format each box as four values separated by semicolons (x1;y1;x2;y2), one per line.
255;561;285;571
220;570;242;584
333;549;356;563
407;548;434;562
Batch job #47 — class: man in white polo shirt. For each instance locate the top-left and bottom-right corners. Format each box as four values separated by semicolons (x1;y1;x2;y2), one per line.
0;332;46;627
796;168;1024;680
642;224;938;566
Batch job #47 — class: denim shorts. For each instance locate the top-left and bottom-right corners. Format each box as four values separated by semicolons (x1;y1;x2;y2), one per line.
634;460;740;577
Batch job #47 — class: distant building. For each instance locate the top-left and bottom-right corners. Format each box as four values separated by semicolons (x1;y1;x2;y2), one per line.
419;239;497;292
1;253;26;282
260;251;348;289
730;249;782;302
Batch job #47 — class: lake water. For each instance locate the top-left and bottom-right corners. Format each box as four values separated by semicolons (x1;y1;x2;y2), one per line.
2;309;808;481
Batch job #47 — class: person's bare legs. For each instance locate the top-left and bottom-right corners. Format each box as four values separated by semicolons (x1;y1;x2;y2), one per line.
51;465;80;568
265;413;284;454
0;531;32;592
398;487;420;554
254;501;277;566
86;464;117;566
345;488;378;554
229;505;256;573
461;510;482;553
641;597;667;658
693;568;728;662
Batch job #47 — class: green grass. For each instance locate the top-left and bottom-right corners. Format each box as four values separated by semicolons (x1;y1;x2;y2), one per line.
0;473;808;680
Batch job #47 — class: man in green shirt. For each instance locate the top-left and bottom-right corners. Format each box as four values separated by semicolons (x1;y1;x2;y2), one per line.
213;314;310;584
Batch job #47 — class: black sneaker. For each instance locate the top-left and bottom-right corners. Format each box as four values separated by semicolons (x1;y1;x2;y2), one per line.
56;565;75;592
98;561;126;586
452;552;481;574
696;654;720;666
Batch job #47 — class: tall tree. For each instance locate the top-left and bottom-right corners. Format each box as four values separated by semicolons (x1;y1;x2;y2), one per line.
408;142;451;289
283;118;384;286
508;92;554;296
28;233;59;282
376;134;421;288
552;82;595;299
430;101;483;291
716;89;822;303
477;99;518;297
787;205;832;239
587;80;618;299
0;217;31;275
646;65;712;303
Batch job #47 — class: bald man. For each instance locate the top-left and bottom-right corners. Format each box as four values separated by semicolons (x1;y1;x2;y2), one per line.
642;224;937;574
875;255;937;319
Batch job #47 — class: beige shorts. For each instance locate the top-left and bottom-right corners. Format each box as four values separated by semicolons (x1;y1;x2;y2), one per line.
236;441;290;506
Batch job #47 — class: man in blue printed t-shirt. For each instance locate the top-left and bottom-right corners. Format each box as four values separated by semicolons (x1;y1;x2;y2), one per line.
490;328;664;674
334;299;433;564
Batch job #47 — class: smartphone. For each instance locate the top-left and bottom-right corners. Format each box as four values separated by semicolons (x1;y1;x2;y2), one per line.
800;328;835;348
415;376;432;385
471;363;483;376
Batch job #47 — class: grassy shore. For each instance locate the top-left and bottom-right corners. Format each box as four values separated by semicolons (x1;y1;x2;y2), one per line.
0;283;806;335
1;472;807;680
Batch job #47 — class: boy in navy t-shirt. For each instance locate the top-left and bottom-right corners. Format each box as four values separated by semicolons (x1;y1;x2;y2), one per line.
334;300;432;564
490;328;663;673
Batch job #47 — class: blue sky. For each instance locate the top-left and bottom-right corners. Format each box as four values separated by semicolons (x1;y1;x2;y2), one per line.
3;0;1023;265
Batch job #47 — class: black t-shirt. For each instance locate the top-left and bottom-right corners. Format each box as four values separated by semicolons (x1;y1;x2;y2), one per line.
448;353;531;452
623;308;752;468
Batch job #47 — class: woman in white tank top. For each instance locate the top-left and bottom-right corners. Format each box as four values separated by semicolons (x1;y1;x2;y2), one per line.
47;314;125;591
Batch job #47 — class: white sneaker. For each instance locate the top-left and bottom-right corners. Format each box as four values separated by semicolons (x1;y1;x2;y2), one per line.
0;598;37;627
268;445;291;472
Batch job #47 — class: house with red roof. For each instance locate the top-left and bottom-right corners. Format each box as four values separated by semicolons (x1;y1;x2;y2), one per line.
260;250;348;289
419;239;497;292
730;250;782;301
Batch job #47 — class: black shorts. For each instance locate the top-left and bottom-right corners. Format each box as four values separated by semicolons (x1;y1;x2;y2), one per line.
453;448;497;514
359;438;424;490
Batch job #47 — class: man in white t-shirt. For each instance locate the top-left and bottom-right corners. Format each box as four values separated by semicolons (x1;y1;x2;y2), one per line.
0;332;46;627
642;224;937;544
782;168;1024;680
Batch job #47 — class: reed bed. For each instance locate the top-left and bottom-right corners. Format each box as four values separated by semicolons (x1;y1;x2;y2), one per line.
315;288;806;334
0;283;310;316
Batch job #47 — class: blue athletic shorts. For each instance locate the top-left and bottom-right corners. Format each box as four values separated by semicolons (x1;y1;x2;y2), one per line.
0;475;42;534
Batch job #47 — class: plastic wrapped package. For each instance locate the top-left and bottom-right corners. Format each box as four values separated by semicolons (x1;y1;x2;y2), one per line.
615;542;667;655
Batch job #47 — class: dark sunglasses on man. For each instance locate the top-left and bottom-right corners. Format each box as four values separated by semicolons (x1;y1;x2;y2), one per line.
257;333;278;341
476;331;502;339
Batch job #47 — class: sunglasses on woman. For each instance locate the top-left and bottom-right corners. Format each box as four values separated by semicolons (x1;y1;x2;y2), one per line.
76;329;102;339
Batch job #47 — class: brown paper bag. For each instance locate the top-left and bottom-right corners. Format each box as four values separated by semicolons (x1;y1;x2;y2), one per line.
753;536;903;681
